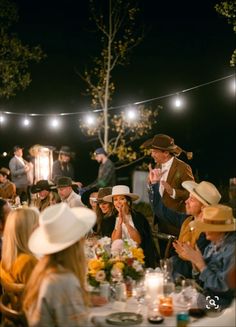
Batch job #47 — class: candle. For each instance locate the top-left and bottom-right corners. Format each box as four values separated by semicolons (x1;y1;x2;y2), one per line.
145;272;164;300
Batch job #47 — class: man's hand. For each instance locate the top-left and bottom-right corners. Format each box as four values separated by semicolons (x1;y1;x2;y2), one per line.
148;164;164;184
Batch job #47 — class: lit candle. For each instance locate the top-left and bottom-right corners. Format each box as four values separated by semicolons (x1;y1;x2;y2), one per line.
145;272;164;300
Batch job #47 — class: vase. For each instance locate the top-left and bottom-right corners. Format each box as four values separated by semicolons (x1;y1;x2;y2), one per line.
125;278;133;298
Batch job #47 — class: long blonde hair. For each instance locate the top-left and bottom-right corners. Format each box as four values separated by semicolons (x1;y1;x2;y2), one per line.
23;239;89;311
1;208;39;272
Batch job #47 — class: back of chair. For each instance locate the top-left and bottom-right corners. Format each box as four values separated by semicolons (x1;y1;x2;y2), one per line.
0;278;28;326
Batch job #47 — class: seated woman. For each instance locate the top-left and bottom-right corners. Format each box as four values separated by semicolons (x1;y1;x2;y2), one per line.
174;204;236;309
96;187;116;236
0;207;39;284
23;203;103;327
103;185;159;268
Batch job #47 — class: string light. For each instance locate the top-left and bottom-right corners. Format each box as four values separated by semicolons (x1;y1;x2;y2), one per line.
84;114;96;126
0;74;234;126
124;106;139;121
22;117;31;127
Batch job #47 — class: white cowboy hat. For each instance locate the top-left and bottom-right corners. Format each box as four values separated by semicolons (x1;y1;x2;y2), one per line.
190;204;236;232
182;180;221;206
28;203;96;255
103;185;140;203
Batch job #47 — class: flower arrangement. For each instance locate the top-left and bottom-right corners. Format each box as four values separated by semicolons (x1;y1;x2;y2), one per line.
87;237;145;287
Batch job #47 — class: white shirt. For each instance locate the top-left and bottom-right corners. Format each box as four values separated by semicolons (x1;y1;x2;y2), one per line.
159;156;174;196
15;155;26;166
115;214;136;240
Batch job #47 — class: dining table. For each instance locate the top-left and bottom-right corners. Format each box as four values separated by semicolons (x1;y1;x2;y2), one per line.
89;296;236;327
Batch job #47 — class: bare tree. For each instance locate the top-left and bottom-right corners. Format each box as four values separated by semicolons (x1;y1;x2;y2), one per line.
79;0;160;167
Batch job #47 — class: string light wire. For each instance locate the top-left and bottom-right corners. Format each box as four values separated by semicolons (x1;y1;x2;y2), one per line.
0;74;234;117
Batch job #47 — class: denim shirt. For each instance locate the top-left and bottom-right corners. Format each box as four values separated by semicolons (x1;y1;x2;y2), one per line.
198;232;236;294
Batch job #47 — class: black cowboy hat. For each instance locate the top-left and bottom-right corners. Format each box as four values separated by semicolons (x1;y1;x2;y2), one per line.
81;187;98;208
31;180;55;194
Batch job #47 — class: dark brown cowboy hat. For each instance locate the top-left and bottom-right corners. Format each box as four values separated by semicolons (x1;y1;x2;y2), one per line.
58;146;75;157
55;176;77;188
141;134;193;159
97;187;112;203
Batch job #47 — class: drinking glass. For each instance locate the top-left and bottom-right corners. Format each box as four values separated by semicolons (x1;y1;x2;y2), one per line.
133;280;146;313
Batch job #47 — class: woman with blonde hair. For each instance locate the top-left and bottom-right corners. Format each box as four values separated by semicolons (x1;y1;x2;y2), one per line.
0;207;39;284
23;203;97;327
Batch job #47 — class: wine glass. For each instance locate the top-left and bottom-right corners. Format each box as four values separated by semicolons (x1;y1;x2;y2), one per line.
133;280;146;313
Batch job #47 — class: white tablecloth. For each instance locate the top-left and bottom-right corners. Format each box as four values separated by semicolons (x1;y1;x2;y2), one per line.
89;297;236;327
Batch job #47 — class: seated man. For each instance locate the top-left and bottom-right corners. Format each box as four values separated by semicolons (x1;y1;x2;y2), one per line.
56;177;84;208
148;166;221;279
0;167;16;200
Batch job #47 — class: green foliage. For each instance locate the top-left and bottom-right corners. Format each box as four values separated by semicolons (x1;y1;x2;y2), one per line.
0;0;45;98
215;1;236;66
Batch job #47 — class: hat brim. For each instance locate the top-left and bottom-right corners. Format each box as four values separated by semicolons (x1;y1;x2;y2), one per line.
31;186;53;194
81;188;98;207
182;181;209;206
28;207;95;255
190;219;236;232
103;193;140;203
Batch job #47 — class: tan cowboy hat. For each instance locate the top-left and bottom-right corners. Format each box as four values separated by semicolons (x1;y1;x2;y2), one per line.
182;180;221;206
103;185;139;203
28;203;96;255
190;205;236;232
0;167;10;176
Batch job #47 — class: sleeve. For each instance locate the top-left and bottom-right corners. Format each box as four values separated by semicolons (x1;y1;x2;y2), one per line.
174;164;194;200
12;255;38;284
97;160;115;187
148;183;187;228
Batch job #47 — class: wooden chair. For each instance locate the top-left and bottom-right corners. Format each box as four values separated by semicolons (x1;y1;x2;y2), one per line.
0;278;28;327
152;224;177;259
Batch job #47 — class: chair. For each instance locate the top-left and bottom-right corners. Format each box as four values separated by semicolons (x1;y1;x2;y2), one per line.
152;224;176;259
0;279;28;327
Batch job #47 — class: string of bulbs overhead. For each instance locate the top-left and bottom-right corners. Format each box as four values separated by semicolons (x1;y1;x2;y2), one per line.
0;73;235;129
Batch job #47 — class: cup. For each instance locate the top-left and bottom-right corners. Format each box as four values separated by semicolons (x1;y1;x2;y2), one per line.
159;296;173;316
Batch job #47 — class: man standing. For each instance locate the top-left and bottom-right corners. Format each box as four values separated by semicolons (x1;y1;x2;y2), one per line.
84;148;116;191
143;134;194;236
0;167;16;200
56;177;84;208
9;145;33;203
52;146;75;183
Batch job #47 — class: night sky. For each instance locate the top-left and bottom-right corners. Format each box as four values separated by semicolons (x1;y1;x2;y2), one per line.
0;0;235;188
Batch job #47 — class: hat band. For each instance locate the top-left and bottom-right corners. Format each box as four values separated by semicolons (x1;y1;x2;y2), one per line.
193;188;211;205
203;218;233;225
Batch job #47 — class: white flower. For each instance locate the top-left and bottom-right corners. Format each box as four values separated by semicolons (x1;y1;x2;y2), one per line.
132;260;143;272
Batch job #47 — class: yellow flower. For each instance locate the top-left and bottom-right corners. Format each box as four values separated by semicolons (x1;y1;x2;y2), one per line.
131;248;145;264
114;261;125;270
88;258;105;276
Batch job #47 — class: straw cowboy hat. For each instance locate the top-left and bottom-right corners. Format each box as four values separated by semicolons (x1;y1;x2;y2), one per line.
28;203;96;255
182;180;221;206
190;204;236;232
141;134;193;159
31;180;55;194
97;187;112;203
103;185;139;203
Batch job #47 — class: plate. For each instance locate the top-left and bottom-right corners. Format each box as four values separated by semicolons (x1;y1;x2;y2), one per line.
106;312;143;325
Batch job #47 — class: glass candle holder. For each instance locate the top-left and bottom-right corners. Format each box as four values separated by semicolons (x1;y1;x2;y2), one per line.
159;295;173;316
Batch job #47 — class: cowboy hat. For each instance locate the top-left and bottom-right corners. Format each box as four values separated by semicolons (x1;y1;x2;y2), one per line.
0;167;10;176
28;203;96;254
182;180;221;206
97;187;112;203
31;180;55;194
58;146;74;157
141;134;193;159
190;204;236;232
81;187;98;208
55;176;77;188
103;185;139;202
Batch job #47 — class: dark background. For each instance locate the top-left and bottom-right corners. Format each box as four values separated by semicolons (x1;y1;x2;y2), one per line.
0;0;235;189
